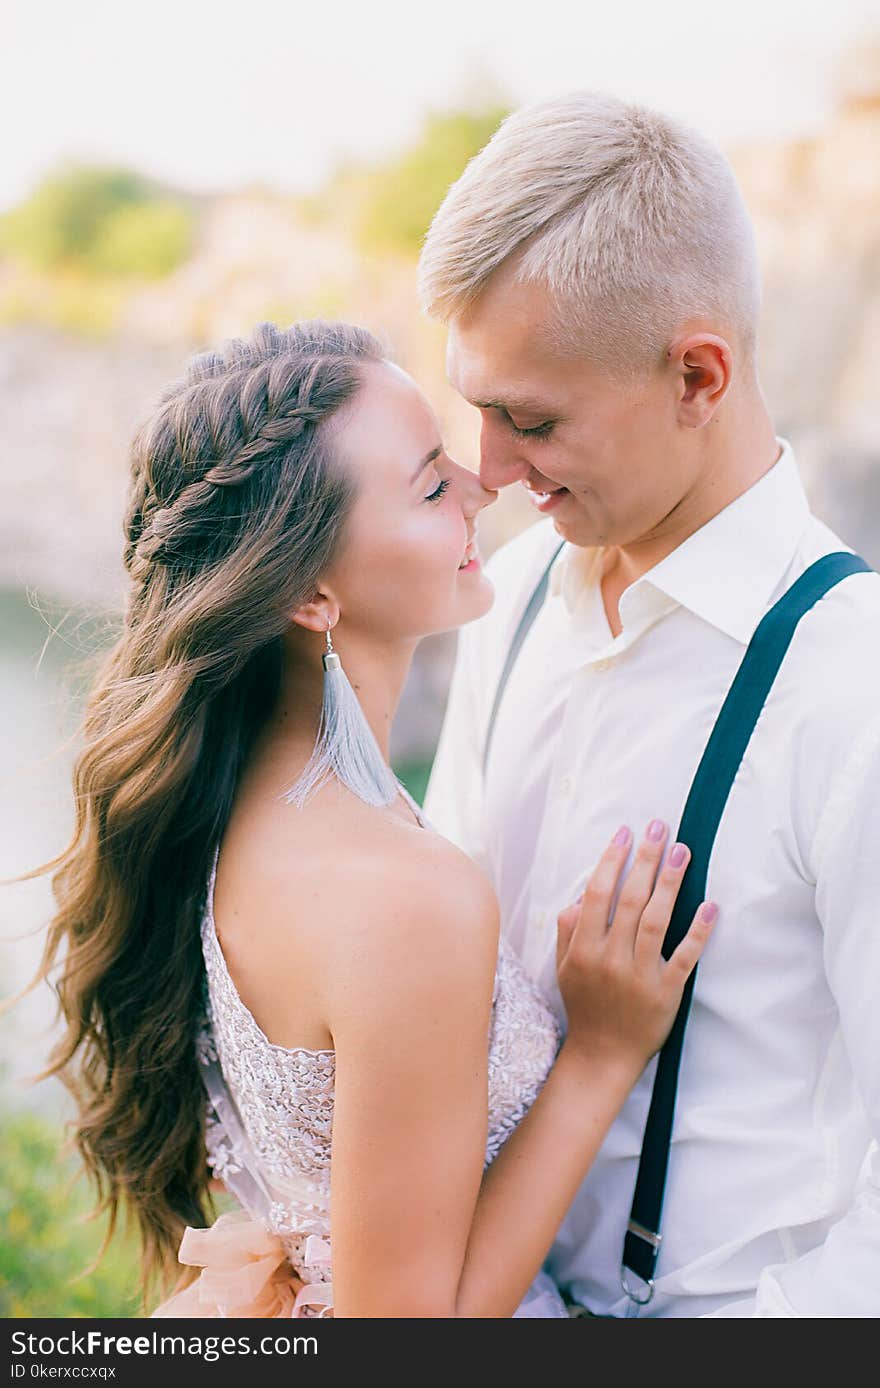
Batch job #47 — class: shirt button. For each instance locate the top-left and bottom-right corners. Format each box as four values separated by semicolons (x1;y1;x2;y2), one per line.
593;659;612;673
531;912;549;931
559;776;574;797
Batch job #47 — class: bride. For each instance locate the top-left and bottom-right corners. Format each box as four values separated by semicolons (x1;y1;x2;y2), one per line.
25;320;716;1318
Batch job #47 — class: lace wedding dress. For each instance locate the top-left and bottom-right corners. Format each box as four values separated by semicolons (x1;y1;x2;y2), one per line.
153;788;568;1319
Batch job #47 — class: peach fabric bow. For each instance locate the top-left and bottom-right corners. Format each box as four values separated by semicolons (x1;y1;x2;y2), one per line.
151;1209;334;1319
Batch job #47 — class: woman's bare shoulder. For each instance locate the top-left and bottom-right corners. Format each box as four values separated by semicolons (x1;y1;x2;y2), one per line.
305;808;500;947
214;783;501;1044
272;805;501;1034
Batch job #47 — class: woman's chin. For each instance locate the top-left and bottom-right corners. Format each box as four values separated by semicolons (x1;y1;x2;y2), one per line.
456;569;495;623
415;572;495;640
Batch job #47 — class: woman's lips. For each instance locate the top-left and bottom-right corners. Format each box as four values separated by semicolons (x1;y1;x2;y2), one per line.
458;538;481;572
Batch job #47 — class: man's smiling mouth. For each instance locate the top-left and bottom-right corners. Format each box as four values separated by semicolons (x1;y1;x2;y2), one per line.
523;480;568;512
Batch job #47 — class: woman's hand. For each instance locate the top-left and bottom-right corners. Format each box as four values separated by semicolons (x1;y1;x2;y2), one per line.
556;821;717;1073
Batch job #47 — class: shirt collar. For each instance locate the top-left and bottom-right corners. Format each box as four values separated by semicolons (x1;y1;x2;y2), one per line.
548;437;813;646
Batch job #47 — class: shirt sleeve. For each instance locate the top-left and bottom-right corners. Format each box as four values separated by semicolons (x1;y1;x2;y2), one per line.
709;711;880;1317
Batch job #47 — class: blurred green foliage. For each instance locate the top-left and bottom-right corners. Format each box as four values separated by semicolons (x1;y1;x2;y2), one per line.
305;104;508;258
87;199;194;278
0;1103;142;1317
0;166;195;278
0;272;125;337
357;106;508;254
0;100;506;338
395;758;433;807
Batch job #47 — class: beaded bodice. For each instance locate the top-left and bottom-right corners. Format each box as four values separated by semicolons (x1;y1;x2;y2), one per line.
198;797;562;1289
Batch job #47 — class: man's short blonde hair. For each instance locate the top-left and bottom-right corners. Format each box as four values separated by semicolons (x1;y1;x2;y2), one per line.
418;91;762;379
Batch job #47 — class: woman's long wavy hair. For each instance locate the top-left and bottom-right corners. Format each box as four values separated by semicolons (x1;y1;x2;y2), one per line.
5;320;384;1309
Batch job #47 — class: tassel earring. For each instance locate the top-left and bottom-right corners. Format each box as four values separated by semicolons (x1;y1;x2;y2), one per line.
282;620;400;810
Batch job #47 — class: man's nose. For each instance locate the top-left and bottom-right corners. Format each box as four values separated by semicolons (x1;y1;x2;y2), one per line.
478;423;530;492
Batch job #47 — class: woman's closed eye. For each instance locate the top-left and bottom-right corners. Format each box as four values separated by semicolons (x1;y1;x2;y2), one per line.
425;477;451;504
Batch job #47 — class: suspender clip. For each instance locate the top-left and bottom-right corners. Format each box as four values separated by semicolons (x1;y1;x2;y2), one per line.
620;1265;655;1307
627;1218;662;1249
621;1221;660;1307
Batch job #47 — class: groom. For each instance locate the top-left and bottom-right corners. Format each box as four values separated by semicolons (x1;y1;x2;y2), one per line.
418;92;880;1317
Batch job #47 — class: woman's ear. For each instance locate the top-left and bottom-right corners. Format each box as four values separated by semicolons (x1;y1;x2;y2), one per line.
290;591;341;635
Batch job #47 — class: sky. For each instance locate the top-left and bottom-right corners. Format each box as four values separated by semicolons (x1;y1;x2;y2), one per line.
3;0;879;212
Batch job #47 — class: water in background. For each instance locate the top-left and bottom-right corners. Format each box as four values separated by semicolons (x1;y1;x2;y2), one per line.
0;586;99;1116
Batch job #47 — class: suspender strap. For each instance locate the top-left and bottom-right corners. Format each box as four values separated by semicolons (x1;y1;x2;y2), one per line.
621;550;872;1302
482;539;566;777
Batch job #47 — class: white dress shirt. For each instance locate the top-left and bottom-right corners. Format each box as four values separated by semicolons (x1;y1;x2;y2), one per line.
424;437;880;1317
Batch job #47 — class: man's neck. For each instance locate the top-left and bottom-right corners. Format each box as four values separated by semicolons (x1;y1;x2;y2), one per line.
601;421;782;638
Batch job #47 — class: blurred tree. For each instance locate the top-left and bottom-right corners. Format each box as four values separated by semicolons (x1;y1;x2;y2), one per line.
0;165;195;278
89;199;194;278
356;105;509;256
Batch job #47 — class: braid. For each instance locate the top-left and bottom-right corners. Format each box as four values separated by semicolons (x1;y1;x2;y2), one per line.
123;321;383;584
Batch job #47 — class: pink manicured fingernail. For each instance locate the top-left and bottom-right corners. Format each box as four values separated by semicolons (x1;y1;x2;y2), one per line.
700;902;719;924
647;819;666;842
669;843;688;868
612;826;630;846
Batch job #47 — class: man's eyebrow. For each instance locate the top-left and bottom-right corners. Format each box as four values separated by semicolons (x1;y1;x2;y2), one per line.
411;445;442;482
471;395;550;413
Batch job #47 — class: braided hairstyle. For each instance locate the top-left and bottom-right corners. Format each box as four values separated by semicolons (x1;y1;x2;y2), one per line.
14;320;384;1309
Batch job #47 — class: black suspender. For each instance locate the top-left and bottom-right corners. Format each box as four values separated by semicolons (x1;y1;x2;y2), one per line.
481;543;872;1310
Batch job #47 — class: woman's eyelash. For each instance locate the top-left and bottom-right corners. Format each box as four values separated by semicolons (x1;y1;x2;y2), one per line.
425;478;451;503
510;421;554;441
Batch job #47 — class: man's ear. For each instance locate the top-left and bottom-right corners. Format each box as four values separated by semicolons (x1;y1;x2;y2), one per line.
669;332;733;427
290;590;341;635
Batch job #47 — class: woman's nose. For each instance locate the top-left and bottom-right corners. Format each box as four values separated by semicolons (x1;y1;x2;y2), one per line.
454;459;497;517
